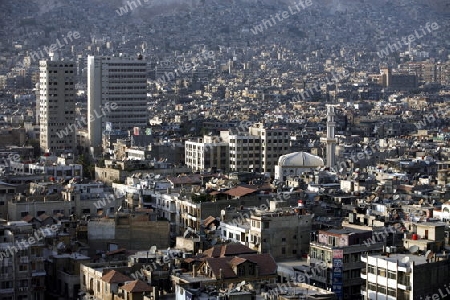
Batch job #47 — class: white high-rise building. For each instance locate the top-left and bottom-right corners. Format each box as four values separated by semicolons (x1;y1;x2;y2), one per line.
87;56;148;149
39;60;76;155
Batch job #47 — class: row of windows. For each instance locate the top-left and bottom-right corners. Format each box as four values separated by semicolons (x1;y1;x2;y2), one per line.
47;82;74;85
230;139;259;143
47;70;74;73
107;63;146;67
262;131;289;136
108;75;146;78
21;209;66;217
367;283;396;296
107;69;146;72
107;86;146;90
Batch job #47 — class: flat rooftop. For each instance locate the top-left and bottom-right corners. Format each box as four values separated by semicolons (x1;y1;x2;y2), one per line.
368;253;449;266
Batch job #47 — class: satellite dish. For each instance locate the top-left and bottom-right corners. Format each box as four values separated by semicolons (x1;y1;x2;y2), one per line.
401;256;410;264
425;250;433;260
149;246;157;254
409;246;419;254
393;195;400;200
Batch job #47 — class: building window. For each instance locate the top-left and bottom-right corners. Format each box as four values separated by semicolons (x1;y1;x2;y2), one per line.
388;271;396;280
377;268;386;277
282;247;286;254
249;265;255;275
19;265;28;272
368;265;376;274
377;285;386;295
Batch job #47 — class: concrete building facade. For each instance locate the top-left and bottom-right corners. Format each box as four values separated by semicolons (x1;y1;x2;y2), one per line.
39;60;76;155
87;56;148;149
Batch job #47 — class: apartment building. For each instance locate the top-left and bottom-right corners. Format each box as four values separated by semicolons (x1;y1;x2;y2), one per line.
249;123;290;175
39;60;76;155
220;201;312;260
308;228;384;300
184;135;229;172
0;221;48;300
220;130;261;172
362;252;450;300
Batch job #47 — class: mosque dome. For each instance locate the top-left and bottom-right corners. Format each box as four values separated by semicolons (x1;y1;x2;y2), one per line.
277;152;324;167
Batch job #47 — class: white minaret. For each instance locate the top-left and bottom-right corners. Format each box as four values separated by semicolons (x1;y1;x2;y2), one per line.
326;105;337;169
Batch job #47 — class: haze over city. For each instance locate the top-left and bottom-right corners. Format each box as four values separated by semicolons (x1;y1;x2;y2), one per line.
0;0;450;299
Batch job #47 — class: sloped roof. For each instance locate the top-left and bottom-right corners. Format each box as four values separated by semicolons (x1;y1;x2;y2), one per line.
101;270;132;284
203;243;257;258
203;216;217;227
224;186;258;197
120;280;153;293
205;257;236;279
229;256;246;267
167;174;202;185
22;214;34;222
240;253;278;275
205;253;277;279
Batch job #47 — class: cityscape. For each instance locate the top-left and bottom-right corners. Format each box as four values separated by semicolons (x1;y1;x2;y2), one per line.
0;0;450;299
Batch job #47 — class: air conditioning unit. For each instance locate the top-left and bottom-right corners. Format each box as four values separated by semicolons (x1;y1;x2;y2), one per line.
19;287;24;292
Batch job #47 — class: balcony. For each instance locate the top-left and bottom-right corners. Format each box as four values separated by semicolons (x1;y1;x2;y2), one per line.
0;288;14;294
361;269;367;280
32;270;46;276
397;282;411;290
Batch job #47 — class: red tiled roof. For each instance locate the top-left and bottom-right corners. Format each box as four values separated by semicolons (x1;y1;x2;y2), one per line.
101;270;132;284
120;280;153;293
205;257;236;279
224;186;258;198
22;214;34;222
205;253;277;279
229;256;246;267
38;213;50;221
167;175;202;185
240;253;278;276
106;248;127;256
203;216;217;227
203;243;257;258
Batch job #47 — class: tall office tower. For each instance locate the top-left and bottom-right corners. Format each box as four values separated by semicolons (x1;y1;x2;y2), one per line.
39;60;76;155
87;56;148;150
